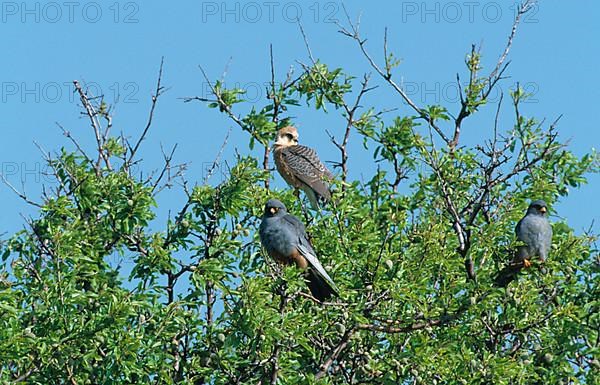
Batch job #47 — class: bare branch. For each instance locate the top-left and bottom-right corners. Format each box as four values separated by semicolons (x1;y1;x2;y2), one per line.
57;122;95;168
128;57;166;168
73;80;112;172
0;173;42;208
149;144;188;195
337;5;450;145
298;23;376;183
203;127;232;184
182;66;246;130
315;328;355;380
488;0;536;86
451;1;535;148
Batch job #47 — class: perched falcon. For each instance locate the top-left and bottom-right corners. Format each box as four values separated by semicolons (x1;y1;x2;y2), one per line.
495;200;553;287
259;199;338;302
273;126;333;209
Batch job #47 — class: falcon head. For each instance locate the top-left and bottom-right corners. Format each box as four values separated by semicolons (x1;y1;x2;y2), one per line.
526;199;548;216
274;126;299;147
264;199;288;217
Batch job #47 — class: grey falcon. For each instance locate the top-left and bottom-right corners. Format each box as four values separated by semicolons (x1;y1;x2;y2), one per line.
273;126;334;209
495;200;553;287
259;199;338;302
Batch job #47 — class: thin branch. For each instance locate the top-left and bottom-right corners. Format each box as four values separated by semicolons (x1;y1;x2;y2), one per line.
298;22;376;183
57;122;95;168
73;80;112;172
0;174;42;208
203;127;232;184
182;66;246;129
269;289;290;384
337;5;450;144
128;57;166;167
149;143;188;195
12;364;39;383
315;328;355;380
451;1;535;149
488;0;535;86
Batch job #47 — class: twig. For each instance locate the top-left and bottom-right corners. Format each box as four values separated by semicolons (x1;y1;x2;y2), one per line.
488;0;535;86
0;174;42;207
203;127;232;184
183;66;246;130
298;21;375;183
315;328;355;380
57;122;95;168
73;80;112;172
450;1;534;149
128;57;166;168
337;5;450;145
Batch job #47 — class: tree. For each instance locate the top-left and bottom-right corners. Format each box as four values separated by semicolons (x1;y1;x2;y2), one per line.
1;2;598;384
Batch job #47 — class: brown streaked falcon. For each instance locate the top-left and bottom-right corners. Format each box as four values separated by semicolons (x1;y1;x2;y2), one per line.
259;199;338;302
273;126;333;209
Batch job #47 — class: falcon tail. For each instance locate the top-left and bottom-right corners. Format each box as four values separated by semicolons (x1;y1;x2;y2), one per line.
304;185;331;210
306;269;338;302
493;263;523;287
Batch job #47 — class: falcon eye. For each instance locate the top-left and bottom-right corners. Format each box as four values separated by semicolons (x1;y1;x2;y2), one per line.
285;133;294;140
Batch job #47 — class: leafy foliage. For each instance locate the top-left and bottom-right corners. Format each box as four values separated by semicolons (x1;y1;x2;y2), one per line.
1;13;599;385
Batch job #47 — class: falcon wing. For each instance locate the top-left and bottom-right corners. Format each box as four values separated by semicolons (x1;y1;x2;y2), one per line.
516;216;537;246
540;221;553;250
281;145;333;200
282;214;339;294
296;243;339;294
282;213;307;236
515;214;553;261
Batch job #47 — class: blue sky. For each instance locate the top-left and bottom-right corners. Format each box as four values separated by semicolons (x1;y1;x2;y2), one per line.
1;0;598;237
